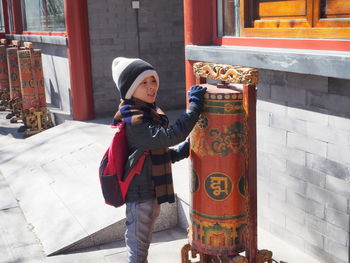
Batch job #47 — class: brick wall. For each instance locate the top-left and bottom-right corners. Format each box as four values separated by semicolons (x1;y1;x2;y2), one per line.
257;70;350;263
87;0;186;116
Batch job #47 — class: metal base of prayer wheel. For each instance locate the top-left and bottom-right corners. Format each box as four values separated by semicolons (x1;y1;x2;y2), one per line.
0;89;10;111
181;244;272;263
180;244;272;263
23;107;53;137
8;97;23;123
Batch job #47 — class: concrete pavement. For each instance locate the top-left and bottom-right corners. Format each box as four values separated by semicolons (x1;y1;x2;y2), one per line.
0;109;189;262
0;170;188;263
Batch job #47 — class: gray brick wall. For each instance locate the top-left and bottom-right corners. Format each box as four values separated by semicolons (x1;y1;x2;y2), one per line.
87;0;186;116
36;43;71;114
257;70;350;263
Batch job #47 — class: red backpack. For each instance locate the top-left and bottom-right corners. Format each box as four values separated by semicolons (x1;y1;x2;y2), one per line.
99;121;146;207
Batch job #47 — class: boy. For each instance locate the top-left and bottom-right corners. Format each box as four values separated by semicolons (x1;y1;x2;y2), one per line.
112;57;206;263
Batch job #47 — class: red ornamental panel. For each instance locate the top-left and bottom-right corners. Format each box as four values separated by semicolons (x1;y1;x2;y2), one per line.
190;85;248;256
7;47;21;100
18;49;46;110
0;45;9;93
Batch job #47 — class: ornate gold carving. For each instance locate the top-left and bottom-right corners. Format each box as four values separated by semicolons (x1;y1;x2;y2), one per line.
257;249;273;263
231;255;248;263
181;244;204;263
11;40;21;47
193;62;258;84
8;97;23;122
181;245;272;263
23;107;53;137
191;121;244;158
0;89;10;111
181;243;250;263
24;42;33;49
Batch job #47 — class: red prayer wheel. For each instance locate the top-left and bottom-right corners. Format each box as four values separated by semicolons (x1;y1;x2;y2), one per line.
0;45;9;95
33;50;46;108
18;49;46;110
189;84;248;256
7;47;21;100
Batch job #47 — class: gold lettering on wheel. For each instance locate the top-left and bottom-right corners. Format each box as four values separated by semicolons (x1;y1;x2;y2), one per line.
210;176;229;196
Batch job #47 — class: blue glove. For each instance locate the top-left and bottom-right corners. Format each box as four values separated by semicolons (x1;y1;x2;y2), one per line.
170;139;190;163
188;85;207;112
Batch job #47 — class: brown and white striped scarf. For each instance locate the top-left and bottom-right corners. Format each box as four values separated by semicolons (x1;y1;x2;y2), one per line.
113;99;175;204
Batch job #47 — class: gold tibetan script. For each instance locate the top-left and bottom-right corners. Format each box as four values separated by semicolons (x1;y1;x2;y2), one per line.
210;176;229;196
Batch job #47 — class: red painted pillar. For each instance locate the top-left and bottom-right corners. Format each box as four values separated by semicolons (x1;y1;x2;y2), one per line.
11;0;23;34
184;0;213;45
183;0;213;91
2;0;9;36
243;84;258;263
64;0;94;120
185;60;196;85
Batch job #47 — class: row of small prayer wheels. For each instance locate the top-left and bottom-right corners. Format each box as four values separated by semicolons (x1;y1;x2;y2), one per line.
0;39;52;136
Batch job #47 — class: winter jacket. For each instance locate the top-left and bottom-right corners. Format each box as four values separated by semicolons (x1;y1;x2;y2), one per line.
123;109;199;202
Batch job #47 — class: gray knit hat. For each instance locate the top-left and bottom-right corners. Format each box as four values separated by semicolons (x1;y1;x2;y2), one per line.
111;57;159;99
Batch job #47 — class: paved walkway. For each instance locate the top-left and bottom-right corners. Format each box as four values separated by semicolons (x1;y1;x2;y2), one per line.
0;171;187;263
0;173;187;263
0;109;188;262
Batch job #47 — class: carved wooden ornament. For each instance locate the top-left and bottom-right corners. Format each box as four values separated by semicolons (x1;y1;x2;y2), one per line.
193;62;259;85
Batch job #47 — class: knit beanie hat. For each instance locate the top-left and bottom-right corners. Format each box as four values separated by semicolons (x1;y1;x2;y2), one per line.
112;57;159;99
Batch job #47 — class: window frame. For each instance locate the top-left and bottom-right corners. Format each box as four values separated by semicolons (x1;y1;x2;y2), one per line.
239;0;350;39
0;0;6;32
20;0;67;36
213;0;350;52
248;0;314;29
217;0;240;37
313;1;350;28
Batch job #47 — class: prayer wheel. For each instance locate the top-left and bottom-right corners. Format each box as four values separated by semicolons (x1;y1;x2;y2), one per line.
0;40;10;110
190;85;248;256
7;41;23;121
7;47;21;101
17;42;53;136
18;48;46;110
182;62;272;263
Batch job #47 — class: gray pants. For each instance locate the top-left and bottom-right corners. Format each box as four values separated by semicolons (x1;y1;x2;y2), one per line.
125;199;160;263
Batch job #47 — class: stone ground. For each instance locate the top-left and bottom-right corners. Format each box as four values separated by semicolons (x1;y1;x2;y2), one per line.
0;109;188;263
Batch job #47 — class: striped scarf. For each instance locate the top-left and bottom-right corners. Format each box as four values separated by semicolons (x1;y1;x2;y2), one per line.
113;99;175;204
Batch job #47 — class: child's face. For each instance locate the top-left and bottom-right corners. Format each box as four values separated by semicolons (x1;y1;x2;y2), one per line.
132;76;158;103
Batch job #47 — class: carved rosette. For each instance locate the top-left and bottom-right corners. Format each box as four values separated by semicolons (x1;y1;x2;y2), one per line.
193;62;259;85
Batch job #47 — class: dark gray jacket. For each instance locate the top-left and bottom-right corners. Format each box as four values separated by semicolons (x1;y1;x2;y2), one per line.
124;109;199;202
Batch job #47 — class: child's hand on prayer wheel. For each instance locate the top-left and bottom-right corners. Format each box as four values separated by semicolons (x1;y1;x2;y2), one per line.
188;85;207;112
